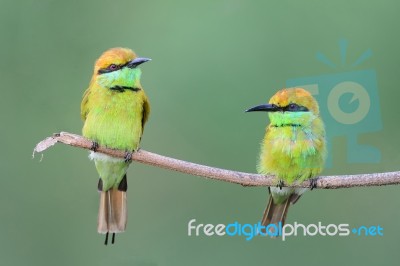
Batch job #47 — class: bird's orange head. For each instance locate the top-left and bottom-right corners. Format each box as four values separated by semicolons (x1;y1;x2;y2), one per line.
268;88;319;114
246;88;320;127
91;47;151;90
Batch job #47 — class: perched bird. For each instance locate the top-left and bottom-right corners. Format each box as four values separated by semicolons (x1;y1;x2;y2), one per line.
81;47;151;244
246;88;326;234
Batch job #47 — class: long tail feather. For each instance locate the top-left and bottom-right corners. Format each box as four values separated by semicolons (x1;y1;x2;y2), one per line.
97;188;127;235
261;195;291;227
260;192;301;236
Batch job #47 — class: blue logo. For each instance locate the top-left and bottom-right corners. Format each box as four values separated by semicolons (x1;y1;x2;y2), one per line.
352;225;384;236
187;219;384;241
286;39;382;166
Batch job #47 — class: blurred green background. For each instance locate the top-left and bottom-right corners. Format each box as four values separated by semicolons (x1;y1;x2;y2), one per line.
2;0;400;265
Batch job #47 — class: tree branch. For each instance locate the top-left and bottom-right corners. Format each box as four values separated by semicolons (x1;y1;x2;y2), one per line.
33;132;400;189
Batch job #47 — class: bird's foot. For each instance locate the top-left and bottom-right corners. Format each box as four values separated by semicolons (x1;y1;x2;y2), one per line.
90;141;99;152
277;180;284;190
124;151;133;163
310;178;318;190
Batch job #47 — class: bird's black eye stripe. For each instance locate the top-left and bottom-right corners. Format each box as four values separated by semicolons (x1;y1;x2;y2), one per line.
281;103;309;112
98;62;130;75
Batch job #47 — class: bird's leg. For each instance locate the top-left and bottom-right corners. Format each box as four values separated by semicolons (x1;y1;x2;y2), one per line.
277;180;284;190
104;232;109;245
112;233;116;244
124;146;146;162
310;178;318;190
124;151;133;163
90;141;99;152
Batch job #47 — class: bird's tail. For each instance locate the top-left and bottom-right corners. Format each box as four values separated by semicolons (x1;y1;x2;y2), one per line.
261;195;291;228
97;175;127;245
260;191;299;236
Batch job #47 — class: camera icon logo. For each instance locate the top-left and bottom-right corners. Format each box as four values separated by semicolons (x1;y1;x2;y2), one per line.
286;40;381;167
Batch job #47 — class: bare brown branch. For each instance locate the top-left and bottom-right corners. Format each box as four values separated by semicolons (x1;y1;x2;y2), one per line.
33;132;400;189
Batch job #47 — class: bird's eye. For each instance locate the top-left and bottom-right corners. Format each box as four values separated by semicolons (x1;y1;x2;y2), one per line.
109;64;118;70
288;103;297;110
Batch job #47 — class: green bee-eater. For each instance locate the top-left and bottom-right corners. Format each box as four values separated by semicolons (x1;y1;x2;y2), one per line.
81;47;151;244
246;88;326;234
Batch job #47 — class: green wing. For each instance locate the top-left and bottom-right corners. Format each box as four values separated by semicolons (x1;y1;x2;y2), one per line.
141;96;150;135
80;87;91;121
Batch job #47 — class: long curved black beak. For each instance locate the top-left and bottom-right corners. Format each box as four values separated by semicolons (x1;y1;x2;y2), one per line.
245;104;279;113
127;57;151;68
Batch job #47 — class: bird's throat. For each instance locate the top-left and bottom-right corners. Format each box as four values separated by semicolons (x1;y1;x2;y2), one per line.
268;111;314;128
